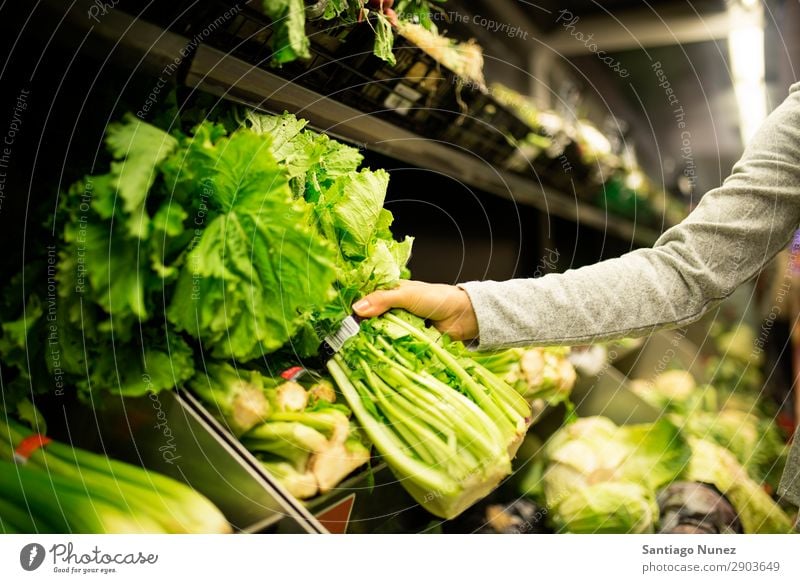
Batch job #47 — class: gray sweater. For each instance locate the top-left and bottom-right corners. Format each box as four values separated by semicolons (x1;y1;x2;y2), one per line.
459;82;800;508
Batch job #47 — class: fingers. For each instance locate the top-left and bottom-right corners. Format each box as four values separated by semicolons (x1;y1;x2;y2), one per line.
351;281;431;318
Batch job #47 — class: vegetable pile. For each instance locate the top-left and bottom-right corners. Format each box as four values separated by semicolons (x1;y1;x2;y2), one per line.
521;366;795;533
522;417;688;534
472;346;576;406
329;310;532;518
193;362;369;499
0;417;230;534
1;101;534;516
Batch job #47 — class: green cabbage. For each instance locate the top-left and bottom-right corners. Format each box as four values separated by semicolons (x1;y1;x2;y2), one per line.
555;482;658;534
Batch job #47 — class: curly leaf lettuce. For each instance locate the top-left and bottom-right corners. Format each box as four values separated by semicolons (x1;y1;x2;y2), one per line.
166;129;338;361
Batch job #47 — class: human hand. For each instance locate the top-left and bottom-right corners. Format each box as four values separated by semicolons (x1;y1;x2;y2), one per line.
352;280;479;341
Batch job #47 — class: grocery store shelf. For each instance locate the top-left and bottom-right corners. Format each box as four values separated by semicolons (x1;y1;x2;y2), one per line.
186;45;660;247
48;0;659;247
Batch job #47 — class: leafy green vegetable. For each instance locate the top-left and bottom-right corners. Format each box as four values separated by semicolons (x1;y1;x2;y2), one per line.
555;482;658;534
104;114;179;238
373;12;397;66
472;346;576;405
247;111;413;353
684;438;793;534
0;417;230;533
165;128;338;361
262;0;311;64
328;310;531;518
528;416;690;533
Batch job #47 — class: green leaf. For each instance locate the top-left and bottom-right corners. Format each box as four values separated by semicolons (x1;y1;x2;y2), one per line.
104;114;178;238
262;0;311;64
373;12;396;66
166;129;337;361
328;169;390;257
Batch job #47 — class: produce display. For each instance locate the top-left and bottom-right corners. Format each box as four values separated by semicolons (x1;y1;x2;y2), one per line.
472;346;576;406
190;363;370;499
522;417;688;534
0;100;547;522
260;0;446;66
522;364;795;534
491;82;688;227
0;416;230;534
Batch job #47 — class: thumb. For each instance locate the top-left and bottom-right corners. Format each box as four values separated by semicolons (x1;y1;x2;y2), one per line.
352;288;405;318
352;281;421;318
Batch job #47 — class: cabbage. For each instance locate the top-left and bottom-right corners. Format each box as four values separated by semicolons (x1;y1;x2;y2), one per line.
530;417;690;533
555;482;658;534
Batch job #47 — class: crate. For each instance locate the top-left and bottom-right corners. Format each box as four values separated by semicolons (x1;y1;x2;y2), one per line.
439;90;531;167
48;390;322;533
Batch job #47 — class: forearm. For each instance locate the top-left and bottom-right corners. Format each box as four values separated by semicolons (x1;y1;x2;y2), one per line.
461;84;800;350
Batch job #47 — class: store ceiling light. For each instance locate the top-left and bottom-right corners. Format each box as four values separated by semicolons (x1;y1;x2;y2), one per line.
728;0;766;145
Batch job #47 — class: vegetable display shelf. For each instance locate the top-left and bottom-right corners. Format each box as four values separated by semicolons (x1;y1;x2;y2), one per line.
190;1;529;168
52;390;324;533
50;0;658;246
185;44;660;246
56;388;546;534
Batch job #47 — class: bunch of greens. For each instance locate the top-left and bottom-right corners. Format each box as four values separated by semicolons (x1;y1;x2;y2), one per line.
521;417;690;533
261;0;398;65
684;437;793;534
189;362;369;498
630;370;788;491
245;111;413;353
0;417;230;534
2;107;412;401
328;310;532;519
472;346;576;405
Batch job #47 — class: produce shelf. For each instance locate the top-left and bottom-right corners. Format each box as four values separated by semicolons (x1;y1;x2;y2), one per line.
185;44;660;246
50;390;324;533
50;0;659;247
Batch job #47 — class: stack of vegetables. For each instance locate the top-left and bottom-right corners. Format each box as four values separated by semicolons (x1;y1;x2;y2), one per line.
630;369;789;499
471;346;577;407
521;367;794;534
521;417;688;534
191;362;369;499
261;0;447;67
1;103;532;518
0;415;230;533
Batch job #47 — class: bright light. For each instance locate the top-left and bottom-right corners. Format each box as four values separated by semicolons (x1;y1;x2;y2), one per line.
728;3;766;145
729;27;765;81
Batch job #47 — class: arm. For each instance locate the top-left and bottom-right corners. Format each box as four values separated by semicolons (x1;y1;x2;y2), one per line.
355;83;800;350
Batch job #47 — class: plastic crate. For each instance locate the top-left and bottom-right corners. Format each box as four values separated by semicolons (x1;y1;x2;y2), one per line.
192;1;363;94
439;90;531;166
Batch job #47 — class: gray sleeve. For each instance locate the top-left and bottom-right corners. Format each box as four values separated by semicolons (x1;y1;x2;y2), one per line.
460;83;800;350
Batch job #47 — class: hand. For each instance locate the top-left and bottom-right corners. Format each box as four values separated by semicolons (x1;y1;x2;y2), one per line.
352;280;479;341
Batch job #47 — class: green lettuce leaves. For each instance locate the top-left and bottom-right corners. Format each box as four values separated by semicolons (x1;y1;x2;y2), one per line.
164;129;338;361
